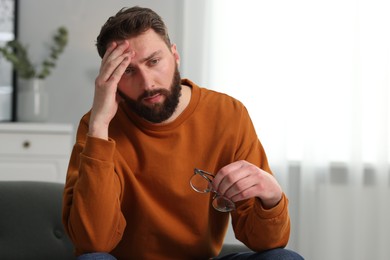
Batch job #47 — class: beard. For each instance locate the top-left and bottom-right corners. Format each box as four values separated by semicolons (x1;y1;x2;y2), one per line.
122;65;182;123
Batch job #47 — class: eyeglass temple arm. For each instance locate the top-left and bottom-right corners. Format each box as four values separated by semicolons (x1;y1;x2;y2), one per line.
194;168;215;177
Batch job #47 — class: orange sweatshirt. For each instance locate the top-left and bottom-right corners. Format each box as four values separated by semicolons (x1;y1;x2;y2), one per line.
62;79;290;259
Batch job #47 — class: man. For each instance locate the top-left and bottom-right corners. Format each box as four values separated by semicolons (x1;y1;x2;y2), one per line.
62;6;303;260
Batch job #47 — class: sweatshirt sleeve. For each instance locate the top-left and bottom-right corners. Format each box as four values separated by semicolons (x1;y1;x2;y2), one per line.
231;193;290;251
62;118;126;255
230;106;291;251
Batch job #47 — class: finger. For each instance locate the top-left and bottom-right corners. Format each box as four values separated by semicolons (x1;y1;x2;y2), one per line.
106;55;132;84
230;186;261;203
100;42;133;81
101;41;118;65
213;161;252;193
98;51;132;84
218;170;253;198
101;41;130;67
224;174;259;201
94;55;132;101
212;161;242;189
228;170;283;208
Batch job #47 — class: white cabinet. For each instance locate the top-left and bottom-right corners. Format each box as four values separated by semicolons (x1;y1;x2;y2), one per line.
0;123;73;183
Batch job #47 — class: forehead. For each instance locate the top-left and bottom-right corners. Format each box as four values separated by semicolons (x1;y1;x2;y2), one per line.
127;29;169;57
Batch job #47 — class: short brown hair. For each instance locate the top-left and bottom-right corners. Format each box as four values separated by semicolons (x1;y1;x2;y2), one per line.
96;6;171;58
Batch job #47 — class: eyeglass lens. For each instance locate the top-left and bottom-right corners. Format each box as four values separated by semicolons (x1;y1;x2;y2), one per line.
212;195;236;212
190;172;212;193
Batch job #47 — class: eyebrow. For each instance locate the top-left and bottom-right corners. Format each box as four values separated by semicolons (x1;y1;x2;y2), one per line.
139;50;162;63
127;50;163;69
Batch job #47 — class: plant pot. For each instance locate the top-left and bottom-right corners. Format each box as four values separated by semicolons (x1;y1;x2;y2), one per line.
17;78;49;122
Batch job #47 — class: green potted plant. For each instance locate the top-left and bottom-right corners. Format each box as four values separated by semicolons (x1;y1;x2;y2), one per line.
0;26;68;122
0;26;68;79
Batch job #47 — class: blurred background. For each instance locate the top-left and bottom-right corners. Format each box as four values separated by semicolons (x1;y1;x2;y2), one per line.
1;0;389;259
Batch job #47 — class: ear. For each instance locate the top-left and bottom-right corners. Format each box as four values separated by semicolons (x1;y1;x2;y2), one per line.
171;44;180;66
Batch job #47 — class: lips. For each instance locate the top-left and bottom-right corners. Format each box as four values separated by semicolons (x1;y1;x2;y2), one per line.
143;93;163;104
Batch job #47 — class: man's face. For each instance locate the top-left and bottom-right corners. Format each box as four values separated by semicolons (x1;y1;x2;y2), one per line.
120;64;182;123
117;29;181;123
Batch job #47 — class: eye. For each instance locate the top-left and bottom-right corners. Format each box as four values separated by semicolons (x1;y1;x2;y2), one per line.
124;66;135;75
148;58;160;66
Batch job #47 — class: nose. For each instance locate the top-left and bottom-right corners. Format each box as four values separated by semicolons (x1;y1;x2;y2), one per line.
138;68;154;91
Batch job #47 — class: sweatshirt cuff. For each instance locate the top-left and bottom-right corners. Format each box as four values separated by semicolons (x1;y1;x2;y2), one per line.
254;193;288;219
82;135;116;162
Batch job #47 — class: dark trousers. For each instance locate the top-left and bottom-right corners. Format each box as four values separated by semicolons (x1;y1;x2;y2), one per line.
77;248;304;260
214;248;304;259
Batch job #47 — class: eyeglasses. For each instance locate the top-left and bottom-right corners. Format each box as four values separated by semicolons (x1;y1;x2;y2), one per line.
190;168;236;212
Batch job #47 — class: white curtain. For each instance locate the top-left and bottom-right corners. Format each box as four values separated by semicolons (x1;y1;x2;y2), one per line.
203;0;390;259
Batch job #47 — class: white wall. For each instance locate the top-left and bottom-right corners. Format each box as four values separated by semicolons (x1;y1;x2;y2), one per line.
18;0;185;128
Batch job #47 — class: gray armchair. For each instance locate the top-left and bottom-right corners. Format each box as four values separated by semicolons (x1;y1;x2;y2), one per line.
0;181;74;259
